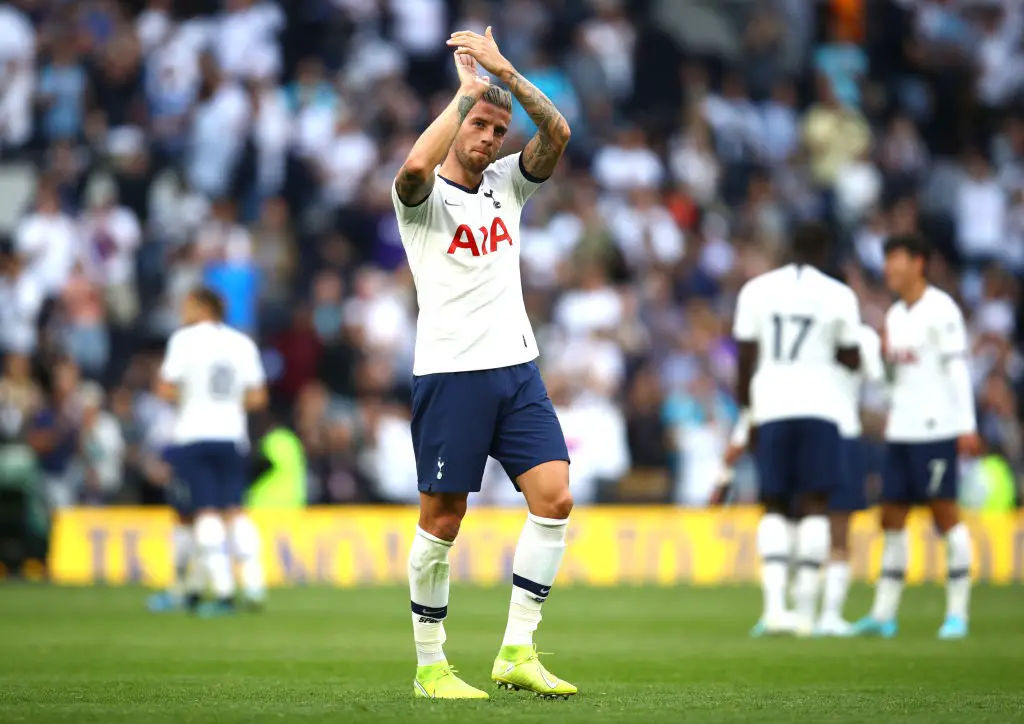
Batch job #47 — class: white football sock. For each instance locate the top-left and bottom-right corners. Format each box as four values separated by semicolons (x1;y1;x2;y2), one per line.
408;527;453;667
502;513;568;647
945;523;972;620
794;516;829;625
870;529;907;622
821;561;852;622
169;523;192;597
757;513;792;621
194;514;235;600
230;515;266;603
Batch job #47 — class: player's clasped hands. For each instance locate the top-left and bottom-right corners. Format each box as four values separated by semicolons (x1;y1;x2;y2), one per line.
454;52;490;96
447;26;511;78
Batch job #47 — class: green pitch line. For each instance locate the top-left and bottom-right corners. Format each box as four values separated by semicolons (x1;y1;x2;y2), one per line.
0;585;1021;723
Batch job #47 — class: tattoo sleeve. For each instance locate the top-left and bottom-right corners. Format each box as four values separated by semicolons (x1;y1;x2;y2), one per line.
457;94;477;122
506;70;570;179
395;93;479;207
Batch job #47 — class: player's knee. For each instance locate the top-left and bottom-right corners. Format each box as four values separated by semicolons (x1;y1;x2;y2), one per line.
801;494;828;517
829;515;850;556
533;488;573;520
420;512;464;542
762;499;785;516
930;500;960;533
880;504;908;531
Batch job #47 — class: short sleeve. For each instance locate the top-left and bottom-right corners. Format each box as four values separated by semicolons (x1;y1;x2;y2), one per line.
732;283;758;342
159;332;186;383
240;338;266;388
835;287;861;348
391;174;433;224
935;299;969;358
496;152;545;207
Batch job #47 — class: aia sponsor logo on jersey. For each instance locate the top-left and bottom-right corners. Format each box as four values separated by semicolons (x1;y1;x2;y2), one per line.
447;217;513;257
887;347;920;365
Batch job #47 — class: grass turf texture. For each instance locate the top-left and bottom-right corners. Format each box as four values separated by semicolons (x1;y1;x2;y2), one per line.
0;585;1021;723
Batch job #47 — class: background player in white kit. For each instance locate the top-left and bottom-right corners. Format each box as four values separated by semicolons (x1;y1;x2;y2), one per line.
715;321;885;636
730;223;862;637
157;288;269;617
391;28;575;700
853;235;981;640
815;323;885;636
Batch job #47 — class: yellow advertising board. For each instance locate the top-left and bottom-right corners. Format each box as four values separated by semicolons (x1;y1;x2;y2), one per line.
49;506;1024;587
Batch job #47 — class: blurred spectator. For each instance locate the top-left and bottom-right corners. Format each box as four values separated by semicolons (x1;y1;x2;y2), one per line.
37;37;88;143
956;149;1007;267
592;126;664;194
0;354;43;443
79;381;124;505
14;183;77;298
27;359;81;509
0;0;1018;510
78;181;142;328
0;252;45;356
60;261;109;378
187;54;251;199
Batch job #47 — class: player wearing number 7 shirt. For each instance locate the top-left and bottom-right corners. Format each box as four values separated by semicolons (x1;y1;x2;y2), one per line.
731;222;862;637
853;234;982;640
391;28;576;700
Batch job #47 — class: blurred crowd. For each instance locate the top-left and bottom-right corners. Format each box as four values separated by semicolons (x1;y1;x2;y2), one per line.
0;0;1021;510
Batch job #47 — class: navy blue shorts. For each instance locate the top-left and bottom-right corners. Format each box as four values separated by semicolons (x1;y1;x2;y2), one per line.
162;454;193;518
166;441;248;511
755;417;840;503
410;361;569;494
882;439;958;504
831;436;868;512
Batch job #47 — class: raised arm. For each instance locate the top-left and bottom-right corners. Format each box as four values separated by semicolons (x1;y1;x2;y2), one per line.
448;27;571;180
395;53;491;207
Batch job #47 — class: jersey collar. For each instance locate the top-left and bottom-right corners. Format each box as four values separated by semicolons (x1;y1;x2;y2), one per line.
438;175;481;194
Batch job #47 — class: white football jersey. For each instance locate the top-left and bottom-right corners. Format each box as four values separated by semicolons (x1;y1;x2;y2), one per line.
159;321;265;446
392;152;542;375
834;324;886;438
884;286;975;441
733;264;861;425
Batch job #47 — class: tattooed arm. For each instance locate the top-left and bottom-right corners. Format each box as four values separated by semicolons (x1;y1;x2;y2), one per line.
448;27;571;181
502;68;572;180
395;53;490;207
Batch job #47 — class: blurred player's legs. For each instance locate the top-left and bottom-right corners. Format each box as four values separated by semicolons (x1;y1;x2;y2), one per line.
752;419;836;636
816;437;867;636
194;512;236;607
754;511;793;635
855;440;970;638
228;513;266;608
817;513;853;636
172;440;251;617
148;513;195;612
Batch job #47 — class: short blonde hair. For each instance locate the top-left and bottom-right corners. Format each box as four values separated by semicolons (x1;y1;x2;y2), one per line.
482;85;513;113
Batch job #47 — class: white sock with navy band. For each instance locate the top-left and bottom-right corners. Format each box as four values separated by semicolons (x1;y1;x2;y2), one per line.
945;523;972;620
502;513;569;647
757;513;792;621
169;523;192;598
194;514;235;600
408;527;453;667
871;529;908;622
229;515;266;603
793;515;830;627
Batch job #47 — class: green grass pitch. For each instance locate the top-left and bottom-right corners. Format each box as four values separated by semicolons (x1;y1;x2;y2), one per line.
1;584;1022;723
